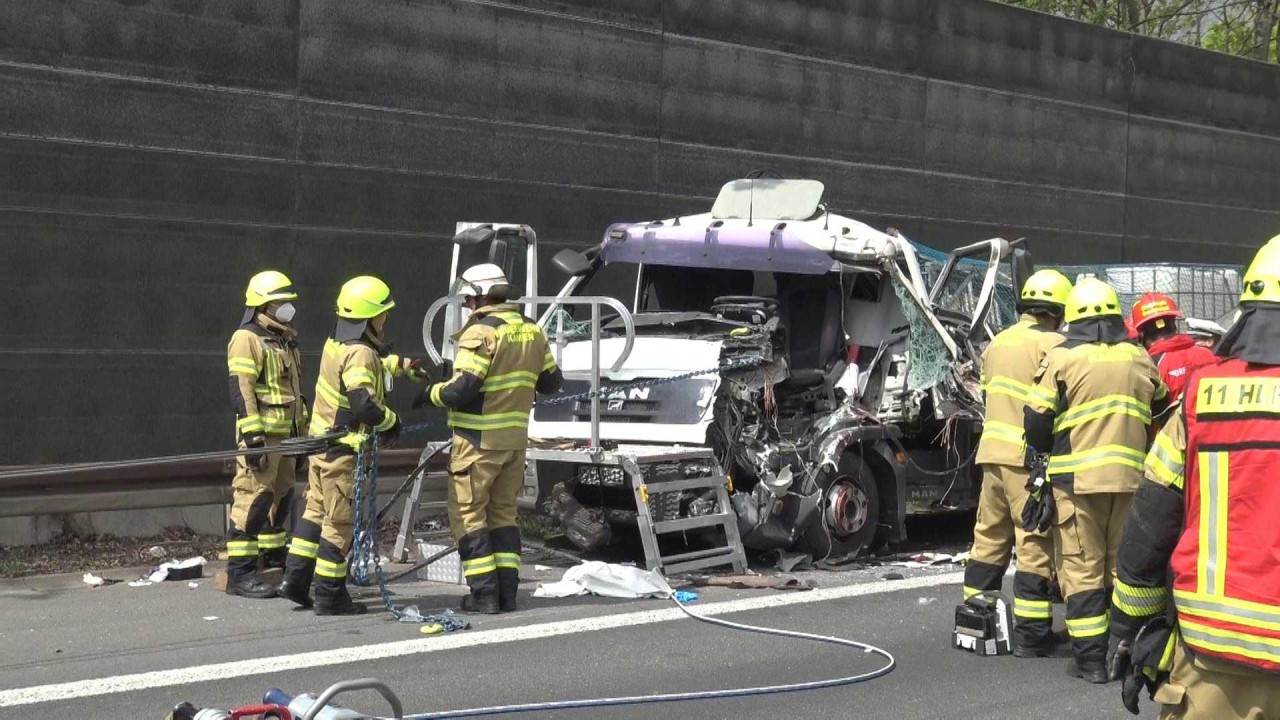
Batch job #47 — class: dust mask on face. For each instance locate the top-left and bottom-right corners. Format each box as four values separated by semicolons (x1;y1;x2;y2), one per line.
273;302;296;324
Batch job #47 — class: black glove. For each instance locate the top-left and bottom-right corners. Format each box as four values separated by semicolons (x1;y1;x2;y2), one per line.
295;454;310;474
412;385;435;410
242;433;268;471
404;357;430;382
1108;637;1132;683
378;416;402;448
1121;617;1175;715
1021;454;1055;532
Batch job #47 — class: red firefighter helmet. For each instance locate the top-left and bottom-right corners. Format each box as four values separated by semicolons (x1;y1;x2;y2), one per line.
1130;292;1183;333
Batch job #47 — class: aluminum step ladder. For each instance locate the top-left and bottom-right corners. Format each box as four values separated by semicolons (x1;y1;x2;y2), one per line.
528;445;748;576
389;442;452;564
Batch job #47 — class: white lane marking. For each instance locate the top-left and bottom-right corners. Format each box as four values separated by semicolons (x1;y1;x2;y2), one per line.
0;571;962;707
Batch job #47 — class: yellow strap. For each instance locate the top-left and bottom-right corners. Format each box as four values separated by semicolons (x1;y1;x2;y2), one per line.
448;410;530;431
494;552;521;570
1053;394;1152;433
315;557;348;579
462;555;497;577
1175;589;1280;633
1146;432;1185;489
453;349;490;378
1048;445;1146;475
315;376;349;409
375;408;398;432
1181;618;1280;665
1197;451;1229;597
482;370;539;393
288;537;320;559
1066;614;1110;638
342;367;377;389
984;376;1037;404
1113;578;1168;617
228;357;260;376
1014;599;1053;620
980;420;1026;447
226;540;259;558
543;352;557;373
257;532;288;550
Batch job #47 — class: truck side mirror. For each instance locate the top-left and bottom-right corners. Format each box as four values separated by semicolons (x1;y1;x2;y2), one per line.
1011;246;1034;299
454;224;496;246
553;248;593;277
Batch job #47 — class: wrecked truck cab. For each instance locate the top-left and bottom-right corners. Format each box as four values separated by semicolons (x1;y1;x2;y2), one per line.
524;178;1019;560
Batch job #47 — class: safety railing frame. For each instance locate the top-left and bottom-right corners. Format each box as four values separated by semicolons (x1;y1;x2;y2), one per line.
422;295;637;449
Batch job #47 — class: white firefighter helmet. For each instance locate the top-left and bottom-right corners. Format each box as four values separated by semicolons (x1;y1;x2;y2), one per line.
457;263;510;298
1185;317;1226;341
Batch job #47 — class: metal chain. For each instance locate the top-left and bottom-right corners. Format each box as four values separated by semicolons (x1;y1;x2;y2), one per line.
350;439;469;631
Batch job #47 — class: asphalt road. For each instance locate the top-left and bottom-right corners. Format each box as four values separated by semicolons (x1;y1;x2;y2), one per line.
0;559;1141;720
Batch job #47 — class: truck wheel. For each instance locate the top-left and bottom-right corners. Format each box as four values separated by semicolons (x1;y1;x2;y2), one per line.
803;453;880;560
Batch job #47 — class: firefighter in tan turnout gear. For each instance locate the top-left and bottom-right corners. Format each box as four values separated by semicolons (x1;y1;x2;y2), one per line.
964;269;1071;656
279;275;423;615
225;270;307;599
1023;277;1170;683
417;264;562;614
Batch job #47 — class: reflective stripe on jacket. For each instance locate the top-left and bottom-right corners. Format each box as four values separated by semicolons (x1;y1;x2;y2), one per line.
429;304;562;450
227;317;305;439
309;336;397;451
1025;338;1168;493
977;314;1064;467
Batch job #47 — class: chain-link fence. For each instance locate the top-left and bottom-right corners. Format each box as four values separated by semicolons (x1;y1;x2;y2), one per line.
909;241;1243;330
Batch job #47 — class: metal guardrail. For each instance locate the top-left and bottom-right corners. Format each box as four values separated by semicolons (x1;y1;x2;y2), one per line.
0;448;447;519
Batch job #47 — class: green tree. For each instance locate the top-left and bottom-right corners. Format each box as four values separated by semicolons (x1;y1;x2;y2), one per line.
997;0;1278;62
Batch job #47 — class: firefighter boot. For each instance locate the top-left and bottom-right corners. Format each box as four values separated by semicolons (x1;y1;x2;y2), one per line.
492;526;521;612
279;556;315;608
458;529;501;614
226;556;278;599
313;577;367;616
1066;657;1109;684
497;568;519;612
279;522;321;608
226;492;277;598
1012;572;1058;658
459;589;500;615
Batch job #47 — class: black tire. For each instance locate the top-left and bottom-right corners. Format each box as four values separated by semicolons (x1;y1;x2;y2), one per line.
802;453;881;561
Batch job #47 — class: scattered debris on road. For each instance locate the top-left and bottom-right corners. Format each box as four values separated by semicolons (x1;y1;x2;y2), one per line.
1;527;222;579
534;561;672;599
691;574;814;592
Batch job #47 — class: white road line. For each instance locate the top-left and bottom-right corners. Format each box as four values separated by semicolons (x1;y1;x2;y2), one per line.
0;571;962;707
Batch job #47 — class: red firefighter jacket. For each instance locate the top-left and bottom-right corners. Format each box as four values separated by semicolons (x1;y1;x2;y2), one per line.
1112;358;1280;675
1147;333;1216;402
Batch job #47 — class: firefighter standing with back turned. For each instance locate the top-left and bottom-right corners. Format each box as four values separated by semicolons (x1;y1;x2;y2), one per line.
963;269;1072;657
225;271;308;599
279;276;424;615
1129;292;1216;403
416;264;562;614
1109;236;1280;719
1023;277;1170;683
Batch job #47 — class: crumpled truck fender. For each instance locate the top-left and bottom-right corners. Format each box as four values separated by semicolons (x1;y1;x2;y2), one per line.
810;423;908;543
